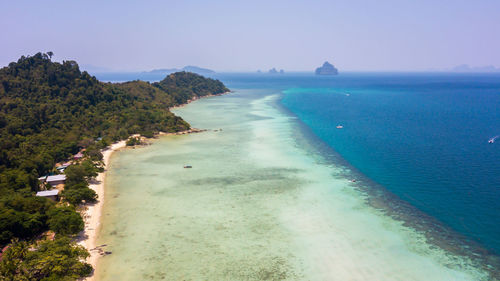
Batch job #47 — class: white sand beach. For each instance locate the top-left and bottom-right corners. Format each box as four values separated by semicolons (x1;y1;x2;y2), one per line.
78;140;126;280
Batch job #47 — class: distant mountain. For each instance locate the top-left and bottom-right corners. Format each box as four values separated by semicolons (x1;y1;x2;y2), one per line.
315;61;338;75
145;66;216;75
147;68;178;74
452;64;500;72
182;65;215;74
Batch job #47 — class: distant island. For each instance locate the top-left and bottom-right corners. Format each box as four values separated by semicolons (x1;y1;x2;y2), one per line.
315;61;338;75
268;68;285;74
145;65;216;75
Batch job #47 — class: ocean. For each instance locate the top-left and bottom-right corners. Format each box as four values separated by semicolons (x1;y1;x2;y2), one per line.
94;72;500;280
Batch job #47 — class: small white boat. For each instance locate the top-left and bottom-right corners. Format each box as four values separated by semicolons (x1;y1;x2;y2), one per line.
336;125;343;129
488;136;498;143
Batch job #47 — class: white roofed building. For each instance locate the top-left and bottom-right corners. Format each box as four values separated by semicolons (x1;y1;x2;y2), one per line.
45;175;66;186
36;189;60;201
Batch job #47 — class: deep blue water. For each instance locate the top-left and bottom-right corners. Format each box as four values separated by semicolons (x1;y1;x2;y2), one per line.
95;71;500;258
275;73;500;255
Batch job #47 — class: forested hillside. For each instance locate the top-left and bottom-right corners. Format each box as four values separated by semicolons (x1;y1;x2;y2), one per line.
0;52;228;194
0;52;229;280
154;71;228;104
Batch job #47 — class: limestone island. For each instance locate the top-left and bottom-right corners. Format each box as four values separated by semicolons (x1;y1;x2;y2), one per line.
315;61;339;75
269;68;278;74
268;68;285;74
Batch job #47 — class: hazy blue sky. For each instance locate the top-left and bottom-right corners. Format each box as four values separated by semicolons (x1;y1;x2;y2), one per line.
1;0;499;71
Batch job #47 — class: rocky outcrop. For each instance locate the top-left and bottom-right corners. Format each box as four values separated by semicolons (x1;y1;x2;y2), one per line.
315;61;338;75
268;68;285;74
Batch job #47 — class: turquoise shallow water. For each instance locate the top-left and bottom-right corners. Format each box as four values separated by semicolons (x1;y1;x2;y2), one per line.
278;74;500;258
95;84;494;280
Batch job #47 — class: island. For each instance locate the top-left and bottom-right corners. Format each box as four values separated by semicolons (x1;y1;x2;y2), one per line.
268;68;285;74
0;52;229;281
315;61;339;75
145;65;216;75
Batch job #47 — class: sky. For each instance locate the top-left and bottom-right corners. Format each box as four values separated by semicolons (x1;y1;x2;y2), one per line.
1;0;500;72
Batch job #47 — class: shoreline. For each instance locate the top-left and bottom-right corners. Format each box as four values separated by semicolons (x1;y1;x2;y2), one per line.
78;128;208;280
78;99;224;280
78;140;126;281
168;92;231;111
97;89;490;280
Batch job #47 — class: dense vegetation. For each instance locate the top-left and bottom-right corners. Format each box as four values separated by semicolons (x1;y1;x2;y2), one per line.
154;71;228;104
125;137;142;146
0;238;92;280
0;52;229;280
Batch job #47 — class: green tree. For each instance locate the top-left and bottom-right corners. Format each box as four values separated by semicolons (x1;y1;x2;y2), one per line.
62;188;97;205
126;137;142;146
0;239;29;279
0;238;92;280
46;207;83;235
0;196;53;245
64;160;99;186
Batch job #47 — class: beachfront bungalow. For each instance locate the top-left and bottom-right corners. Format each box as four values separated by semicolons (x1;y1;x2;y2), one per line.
45;174;66;186
36;189;60;201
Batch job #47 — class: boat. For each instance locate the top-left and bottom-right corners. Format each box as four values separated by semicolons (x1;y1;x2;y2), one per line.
336;125;343;129
488;136;498;143
184;165;192;168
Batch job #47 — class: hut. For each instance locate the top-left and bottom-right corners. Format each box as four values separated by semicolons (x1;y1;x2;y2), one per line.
45;175;66;186
36;189;60;201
